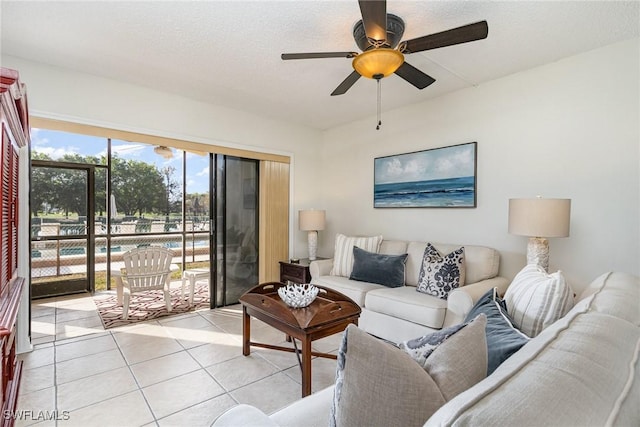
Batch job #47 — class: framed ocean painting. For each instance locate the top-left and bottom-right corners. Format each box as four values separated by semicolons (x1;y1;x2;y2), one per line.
374;142;477;208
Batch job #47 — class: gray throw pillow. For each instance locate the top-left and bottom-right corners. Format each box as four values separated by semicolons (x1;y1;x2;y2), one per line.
465;288;530;374
423;314;488;401
349;246;408;287
330;318;487;427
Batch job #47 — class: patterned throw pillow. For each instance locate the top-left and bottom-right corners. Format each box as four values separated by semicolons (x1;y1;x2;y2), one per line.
416;243;466;299
330;233;383;277
504;264;575;337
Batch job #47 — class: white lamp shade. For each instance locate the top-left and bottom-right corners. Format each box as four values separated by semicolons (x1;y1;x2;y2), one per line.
299;210;326;231
508;198;571;238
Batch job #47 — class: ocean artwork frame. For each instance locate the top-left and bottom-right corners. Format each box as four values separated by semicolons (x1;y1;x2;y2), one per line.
374;142;477;208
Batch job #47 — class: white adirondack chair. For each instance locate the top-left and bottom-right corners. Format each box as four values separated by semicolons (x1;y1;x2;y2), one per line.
120;246;174;320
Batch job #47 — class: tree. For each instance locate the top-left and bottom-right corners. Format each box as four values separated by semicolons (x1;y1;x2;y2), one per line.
53;168;87;218
30;152;55;217
55;154;91;218
111;156;165;216
161;166;181;216
31;152;173;219
94;165;108;216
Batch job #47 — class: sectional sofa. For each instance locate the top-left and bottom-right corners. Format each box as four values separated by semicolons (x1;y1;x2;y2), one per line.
213;271;640;426
310;240;509;343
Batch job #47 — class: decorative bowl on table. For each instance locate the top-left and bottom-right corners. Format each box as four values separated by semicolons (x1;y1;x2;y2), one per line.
278;283;319;308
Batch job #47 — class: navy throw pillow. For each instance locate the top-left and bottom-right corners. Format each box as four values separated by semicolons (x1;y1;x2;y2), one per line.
349;246;408;288
464;288;530;374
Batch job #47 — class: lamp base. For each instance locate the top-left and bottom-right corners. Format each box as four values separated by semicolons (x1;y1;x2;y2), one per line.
307;231;318;261
527;237;549;272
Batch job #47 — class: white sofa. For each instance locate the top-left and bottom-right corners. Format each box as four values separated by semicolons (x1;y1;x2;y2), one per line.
213;271;640;426
310;240;509;343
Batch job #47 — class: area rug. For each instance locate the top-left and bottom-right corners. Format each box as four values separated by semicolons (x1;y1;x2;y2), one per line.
94;283;210;329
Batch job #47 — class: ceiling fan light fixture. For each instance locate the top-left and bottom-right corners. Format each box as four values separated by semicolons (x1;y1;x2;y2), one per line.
154;145;174;159
353;14;406;51
352;48;404;79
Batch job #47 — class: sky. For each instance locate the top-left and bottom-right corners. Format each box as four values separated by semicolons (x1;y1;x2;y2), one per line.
31;128;211;194
374;142;476;185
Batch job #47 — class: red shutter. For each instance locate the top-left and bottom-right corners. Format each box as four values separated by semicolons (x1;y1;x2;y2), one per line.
9;142;18;275
0;125;10;289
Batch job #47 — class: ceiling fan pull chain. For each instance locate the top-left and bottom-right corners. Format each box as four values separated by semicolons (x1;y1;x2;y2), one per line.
376;78;382;130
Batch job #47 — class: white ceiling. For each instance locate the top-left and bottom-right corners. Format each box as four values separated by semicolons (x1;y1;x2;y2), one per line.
1;1;638;130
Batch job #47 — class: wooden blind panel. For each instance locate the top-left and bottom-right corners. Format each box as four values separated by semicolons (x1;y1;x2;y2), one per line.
259;161;290;283
0;127;10;288
9;146;18;275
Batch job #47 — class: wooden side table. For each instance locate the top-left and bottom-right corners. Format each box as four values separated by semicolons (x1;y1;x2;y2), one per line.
240;282;361;397
279;259;320;284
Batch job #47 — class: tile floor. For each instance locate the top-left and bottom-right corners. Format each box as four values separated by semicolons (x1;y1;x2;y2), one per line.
18;289;341;426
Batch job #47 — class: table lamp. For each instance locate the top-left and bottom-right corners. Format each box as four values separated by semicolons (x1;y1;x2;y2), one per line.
508;197;571;271
299;209;326;260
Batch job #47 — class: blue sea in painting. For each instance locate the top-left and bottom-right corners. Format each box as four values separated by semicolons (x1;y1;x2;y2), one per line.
374;176;475;207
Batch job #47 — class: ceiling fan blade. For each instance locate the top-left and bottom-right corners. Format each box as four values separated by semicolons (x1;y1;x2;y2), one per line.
358;0;387;41
401;21;488;54
394;62;436;89
331;71;361;96
281;52;357;60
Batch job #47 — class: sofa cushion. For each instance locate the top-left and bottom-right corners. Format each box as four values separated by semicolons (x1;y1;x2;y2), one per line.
579;271;640;326
379;239;409;255
504;264;575;337
330;233;383;277
331;322;487;427
426;294;640;427
365;286;448;329
313;275;386;307
465;288;530;374
405;242;499;287
416;243;466;300
349;246;408;288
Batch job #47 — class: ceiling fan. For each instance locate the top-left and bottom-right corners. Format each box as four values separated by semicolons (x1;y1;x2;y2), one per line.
281;0;488;97
154;145;174;159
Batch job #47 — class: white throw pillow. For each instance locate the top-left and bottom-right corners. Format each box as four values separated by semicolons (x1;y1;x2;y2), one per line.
504;264;575;337
330;233;383;277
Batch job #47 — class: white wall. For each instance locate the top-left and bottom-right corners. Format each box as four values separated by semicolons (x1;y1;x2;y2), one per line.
318;38;640;294
4;38;639;294
1;55;323;257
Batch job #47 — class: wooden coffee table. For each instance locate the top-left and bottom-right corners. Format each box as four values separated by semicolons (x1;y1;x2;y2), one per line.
239;282;361;397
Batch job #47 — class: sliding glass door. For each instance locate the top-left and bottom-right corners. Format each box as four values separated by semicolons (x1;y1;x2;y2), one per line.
30;128;260;306
214;156;258;306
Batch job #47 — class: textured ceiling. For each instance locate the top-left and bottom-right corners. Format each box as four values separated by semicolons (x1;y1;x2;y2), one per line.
1;1;638;130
